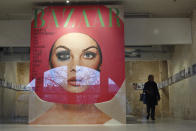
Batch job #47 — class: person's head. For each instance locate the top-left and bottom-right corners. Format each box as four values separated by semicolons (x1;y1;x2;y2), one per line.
49;32;102;93
148;74;154;81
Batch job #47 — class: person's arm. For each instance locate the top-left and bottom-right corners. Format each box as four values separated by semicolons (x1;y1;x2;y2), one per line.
143;83;146;93
143;83;149;94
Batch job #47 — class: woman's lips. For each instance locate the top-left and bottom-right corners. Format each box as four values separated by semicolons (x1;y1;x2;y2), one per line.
68;77;82;87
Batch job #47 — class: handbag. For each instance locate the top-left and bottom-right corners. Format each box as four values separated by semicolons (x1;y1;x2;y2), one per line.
140;93;147;104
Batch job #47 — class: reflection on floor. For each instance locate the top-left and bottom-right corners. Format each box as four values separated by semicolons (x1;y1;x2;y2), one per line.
0;119;196;131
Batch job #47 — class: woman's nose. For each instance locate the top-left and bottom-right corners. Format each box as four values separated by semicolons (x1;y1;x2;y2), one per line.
69;57;80;72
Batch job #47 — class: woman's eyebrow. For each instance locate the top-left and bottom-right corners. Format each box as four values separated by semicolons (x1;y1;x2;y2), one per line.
83;46;98;52
55;45;70;50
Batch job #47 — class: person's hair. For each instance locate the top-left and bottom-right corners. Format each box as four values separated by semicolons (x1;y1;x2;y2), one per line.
148;74;154;80
49;33;102;71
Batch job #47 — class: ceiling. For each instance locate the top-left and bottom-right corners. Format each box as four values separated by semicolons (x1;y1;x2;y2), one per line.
0;0;196;19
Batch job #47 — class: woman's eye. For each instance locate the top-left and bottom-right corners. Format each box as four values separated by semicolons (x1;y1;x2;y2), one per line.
83;52;96;59
56;51;70;61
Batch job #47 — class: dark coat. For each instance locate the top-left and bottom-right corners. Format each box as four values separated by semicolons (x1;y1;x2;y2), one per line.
143;80;160;106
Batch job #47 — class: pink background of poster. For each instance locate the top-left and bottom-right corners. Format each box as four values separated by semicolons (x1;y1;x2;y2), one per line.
30;5;125;104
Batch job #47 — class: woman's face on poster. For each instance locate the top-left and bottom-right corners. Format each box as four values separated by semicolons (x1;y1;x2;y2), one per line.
50;33;101;93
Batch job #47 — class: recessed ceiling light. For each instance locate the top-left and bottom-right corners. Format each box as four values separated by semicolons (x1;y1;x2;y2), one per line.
66;0;70;4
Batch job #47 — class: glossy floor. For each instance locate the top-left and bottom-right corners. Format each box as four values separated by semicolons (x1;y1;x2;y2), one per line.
0;119;196;131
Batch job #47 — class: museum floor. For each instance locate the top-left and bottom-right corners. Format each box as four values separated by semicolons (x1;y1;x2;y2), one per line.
0;119;196;131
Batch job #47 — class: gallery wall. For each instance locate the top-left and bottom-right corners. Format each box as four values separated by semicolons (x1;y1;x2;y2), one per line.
0;62;29;123
167;10;196;120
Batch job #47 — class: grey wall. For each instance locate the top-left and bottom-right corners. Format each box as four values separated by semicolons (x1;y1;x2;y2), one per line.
167;10;196;120
0;62;29;123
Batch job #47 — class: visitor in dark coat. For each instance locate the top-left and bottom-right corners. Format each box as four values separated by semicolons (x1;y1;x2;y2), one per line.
143;74;160;120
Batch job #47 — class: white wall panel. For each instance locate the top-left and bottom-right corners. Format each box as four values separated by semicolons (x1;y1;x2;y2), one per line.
125;18;192;45
0;18;192;47
0;20;30;47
